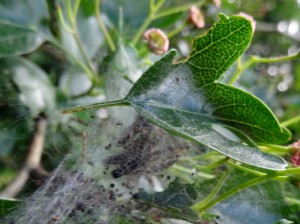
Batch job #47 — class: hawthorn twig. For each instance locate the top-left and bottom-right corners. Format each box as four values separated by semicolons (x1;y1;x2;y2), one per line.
81;130;87;163
0;114;48;198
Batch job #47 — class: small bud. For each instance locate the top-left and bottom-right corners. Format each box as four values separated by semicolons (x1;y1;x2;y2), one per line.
188;5;205;29
291;139;300;151
213;0;221;8
143;28;169;55
290;140;300;166
291;151;300;166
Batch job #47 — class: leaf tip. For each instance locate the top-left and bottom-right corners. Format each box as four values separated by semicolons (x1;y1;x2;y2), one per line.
218;13;228;21
237;12;256;32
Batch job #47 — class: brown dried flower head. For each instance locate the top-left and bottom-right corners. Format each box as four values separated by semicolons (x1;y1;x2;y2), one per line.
143;28;169;55
188;5;205;28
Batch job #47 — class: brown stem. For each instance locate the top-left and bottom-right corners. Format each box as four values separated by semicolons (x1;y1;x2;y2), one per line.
0;113;48;198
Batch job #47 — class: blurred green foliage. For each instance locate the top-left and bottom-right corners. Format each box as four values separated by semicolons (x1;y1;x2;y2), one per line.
0;0;300;222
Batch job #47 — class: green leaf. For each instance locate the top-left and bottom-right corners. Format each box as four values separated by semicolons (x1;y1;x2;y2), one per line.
0;197;20;216
0;24;44;57
1;57;56;117
62;14;290;170
193;170;297;223
0;0;49;56
133;178;199;222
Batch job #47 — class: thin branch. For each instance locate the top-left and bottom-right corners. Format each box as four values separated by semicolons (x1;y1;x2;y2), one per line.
229;51;300;85
130;0;166;46
281;114;300;127
81;130;87;163
95;0;116;52
0;114;48;198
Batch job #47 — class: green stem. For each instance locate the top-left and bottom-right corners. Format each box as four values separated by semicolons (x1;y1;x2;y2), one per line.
56;1;99;85
281;114;300;127
251;52;300;63
167;22;187;39
197;173;278;211
192;170;228;211
61;99;130;114
73;0;81;17
276;166;300;175
228;57;255;85
226;161;288;181
95;0;116;52
258;143;292;154
226;161;266;176
229;51;300;85
130;0;166;46
154;1;205;19
47;36;99;85
196;167;300;212
67;0;97;82
285;196;300;206
170;164;215;179
66;0;75;25
205;157;229;170
130;0;206;46
57;5;73;33
72;27;97;79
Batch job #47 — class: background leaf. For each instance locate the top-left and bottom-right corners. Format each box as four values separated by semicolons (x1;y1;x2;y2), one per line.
0;0;49;56
0;24;44;57
134;178;199;222
194;169;298;224
0;57;56;117
0;197;20;216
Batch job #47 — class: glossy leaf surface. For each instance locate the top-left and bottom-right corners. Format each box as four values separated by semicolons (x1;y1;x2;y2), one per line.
125;14;290;170
62;14;291;170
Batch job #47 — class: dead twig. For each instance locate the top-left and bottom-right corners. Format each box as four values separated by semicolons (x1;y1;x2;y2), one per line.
0;113;48;198
81;130;87;163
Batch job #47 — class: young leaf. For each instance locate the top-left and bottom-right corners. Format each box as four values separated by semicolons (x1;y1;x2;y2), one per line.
62;14;291;170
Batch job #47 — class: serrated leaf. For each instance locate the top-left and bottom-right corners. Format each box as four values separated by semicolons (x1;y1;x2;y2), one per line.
62;14;290;170
133;178;199;222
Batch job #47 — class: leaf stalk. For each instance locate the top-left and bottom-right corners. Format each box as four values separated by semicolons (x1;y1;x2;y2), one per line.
95;0;116;52
229;51;300;85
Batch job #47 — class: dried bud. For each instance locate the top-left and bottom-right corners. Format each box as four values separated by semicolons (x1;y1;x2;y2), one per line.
143;28;169;55
188;5;205;28
291;150;300;166
213;0;221;8
291;139;300;151
291;140;300;166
